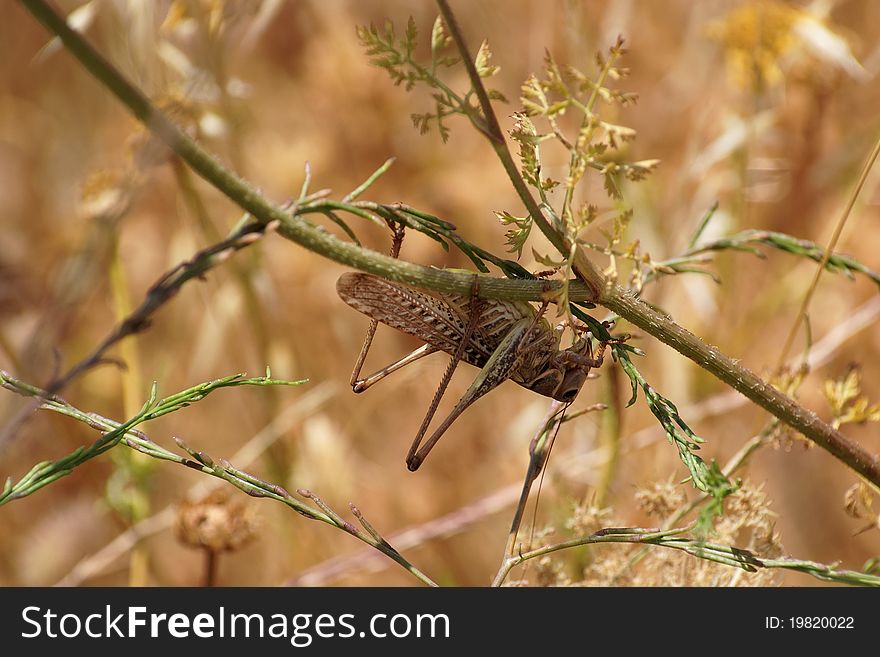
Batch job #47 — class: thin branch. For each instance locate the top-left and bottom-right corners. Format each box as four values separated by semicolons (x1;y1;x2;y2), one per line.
602;286;880;487
777;132;880;367
57;384;336;586
0;371;303;503
492;524;880;587
434;0;606;299
0;220;271;448
288;482;522;586
297;490;436;586
61;223;270;389
504;400;564;558
1;374;436;587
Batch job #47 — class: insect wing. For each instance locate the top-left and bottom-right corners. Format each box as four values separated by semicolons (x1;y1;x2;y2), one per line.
338;273;490;365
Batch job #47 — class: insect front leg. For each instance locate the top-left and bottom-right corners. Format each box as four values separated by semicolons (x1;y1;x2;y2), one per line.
407;316;534;471
556;335;607;371
349;220;407;390
561;318;628;373
351;344;440;393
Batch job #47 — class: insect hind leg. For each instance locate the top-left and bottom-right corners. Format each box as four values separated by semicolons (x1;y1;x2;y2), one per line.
405;275;486;471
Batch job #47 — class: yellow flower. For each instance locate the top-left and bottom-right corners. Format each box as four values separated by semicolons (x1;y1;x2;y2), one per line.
707;1;865;90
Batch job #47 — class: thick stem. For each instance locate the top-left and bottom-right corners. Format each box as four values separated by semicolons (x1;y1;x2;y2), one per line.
602;284;880;485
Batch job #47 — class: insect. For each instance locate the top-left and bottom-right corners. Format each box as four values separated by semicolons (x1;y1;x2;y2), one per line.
336;271;607;471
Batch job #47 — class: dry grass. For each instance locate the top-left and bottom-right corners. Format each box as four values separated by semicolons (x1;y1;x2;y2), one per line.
1;0;879;586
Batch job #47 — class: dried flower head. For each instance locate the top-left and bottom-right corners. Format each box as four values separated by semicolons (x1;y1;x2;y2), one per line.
635;478;687;519
520;479;784;587
175;490;258;553
564;502;614;537
716;482;783;559
843;482;879;536
534;555;573;587
824;366;880;430
843;482;874;520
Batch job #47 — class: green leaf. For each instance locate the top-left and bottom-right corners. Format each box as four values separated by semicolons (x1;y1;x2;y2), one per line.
602;166;622;200
531;248;567;268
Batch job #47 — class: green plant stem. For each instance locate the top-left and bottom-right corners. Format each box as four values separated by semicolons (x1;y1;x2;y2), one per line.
493;524;880;587
435;0;606;300
0;371;437;587
602;285;880;485
594;364;623;508
22;0;880;490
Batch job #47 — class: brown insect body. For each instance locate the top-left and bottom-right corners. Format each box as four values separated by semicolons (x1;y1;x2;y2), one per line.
336;272;596;403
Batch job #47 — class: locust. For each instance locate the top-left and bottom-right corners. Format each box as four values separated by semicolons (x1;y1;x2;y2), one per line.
336;269;607;471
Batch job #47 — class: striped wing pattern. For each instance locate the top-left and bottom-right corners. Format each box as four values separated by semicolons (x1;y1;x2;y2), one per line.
336;272;535;369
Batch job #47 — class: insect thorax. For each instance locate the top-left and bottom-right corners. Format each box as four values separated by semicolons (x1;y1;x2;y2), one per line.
518;334;593;401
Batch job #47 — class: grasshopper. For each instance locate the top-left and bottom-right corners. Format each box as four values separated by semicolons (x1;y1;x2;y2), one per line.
336;270;607;471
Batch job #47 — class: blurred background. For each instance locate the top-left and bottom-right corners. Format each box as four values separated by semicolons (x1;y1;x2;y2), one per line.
1;0;879;586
